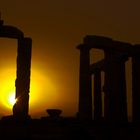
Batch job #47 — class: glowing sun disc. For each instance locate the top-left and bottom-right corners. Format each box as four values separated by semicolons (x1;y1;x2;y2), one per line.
8;93;16;106
2;92;17;109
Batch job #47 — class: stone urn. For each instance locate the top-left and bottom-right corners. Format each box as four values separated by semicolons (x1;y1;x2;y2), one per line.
46;109;62;118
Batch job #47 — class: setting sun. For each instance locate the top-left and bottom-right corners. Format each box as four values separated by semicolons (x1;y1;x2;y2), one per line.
0;39;60;118
0;68;16;109
0;65;58;117
4;92;17;109
8;92;16;106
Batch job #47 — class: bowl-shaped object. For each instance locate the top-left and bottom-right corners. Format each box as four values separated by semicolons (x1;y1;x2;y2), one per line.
46;109;62;117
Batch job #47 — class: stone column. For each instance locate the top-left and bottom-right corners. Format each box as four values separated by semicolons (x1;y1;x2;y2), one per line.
104;50;128;122
93;69;102;121
132;45;140;122
77;44;92;120
13;37;32;120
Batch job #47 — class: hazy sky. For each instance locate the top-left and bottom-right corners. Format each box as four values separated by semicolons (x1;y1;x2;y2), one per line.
0;0;140;118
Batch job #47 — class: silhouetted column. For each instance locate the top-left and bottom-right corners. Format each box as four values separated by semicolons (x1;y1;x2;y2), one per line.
104;51;128;122
132;45;140;122
93;69;102;121
13;37;32;120
77;44;92;120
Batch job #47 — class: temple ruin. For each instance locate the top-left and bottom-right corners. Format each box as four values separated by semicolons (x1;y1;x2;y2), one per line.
1;17;140;123
77;35;140;122
0;18;32;120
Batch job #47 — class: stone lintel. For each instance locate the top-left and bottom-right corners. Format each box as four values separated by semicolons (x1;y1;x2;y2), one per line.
77;44;91;50
83;35;132;53
0;25;24;39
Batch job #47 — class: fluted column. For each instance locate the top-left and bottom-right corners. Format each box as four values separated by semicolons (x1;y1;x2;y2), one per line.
77;44;92;120
13;37;32;120
104;51;128;122
132;45;140;122
93;69;102;121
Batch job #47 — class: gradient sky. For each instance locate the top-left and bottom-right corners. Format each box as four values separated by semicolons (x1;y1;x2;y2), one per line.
0;0;140;118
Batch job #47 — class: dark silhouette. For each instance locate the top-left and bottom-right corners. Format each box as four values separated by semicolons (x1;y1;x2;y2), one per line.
13;37;32;120
132;45;140;122
0;18;31;120
77;44;92;120
46;109;62;118
77;35;140;123
0;17;140;139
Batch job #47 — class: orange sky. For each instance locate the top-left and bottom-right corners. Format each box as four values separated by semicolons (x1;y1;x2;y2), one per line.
0;0;140;118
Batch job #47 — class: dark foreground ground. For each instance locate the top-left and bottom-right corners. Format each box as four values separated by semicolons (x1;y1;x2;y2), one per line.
0;117;140;140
